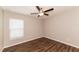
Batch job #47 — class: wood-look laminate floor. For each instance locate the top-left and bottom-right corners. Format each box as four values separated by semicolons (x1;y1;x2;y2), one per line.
3;37;79;52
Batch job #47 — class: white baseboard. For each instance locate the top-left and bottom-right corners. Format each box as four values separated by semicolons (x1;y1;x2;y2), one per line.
3;36;42;49
45;36;79;48
3;36;79;51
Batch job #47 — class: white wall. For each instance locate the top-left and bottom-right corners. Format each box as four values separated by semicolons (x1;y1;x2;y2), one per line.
4;10;43;48
44;7;79;48
0;8;3;51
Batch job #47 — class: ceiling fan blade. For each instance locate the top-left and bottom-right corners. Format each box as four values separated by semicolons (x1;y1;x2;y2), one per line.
37;15;40;17
44;13;49;16
31;13;38;15
36;6;41;11
44;8;54;12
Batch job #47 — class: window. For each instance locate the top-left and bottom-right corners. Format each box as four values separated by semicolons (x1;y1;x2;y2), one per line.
9;18;24;39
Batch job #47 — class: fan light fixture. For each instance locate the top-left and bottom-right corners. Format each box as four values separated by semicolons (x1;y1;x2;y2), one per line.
38;12;44;16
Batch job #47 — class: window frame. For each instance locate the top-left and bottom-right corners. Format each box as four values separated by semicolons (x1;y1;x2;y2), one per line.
9;18;24;40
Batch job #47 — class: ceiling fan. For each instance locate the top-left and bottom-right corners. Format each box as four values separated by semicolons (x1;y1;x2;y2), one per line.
31;6;54;17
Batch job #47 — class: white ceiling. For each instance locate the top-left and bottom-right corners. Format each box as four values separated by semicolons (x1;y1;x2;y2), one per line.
1;6;77;18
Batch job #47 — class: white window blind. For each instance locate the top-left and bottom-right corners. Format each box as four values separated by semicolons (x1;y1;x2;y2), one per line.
9;18;24;39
